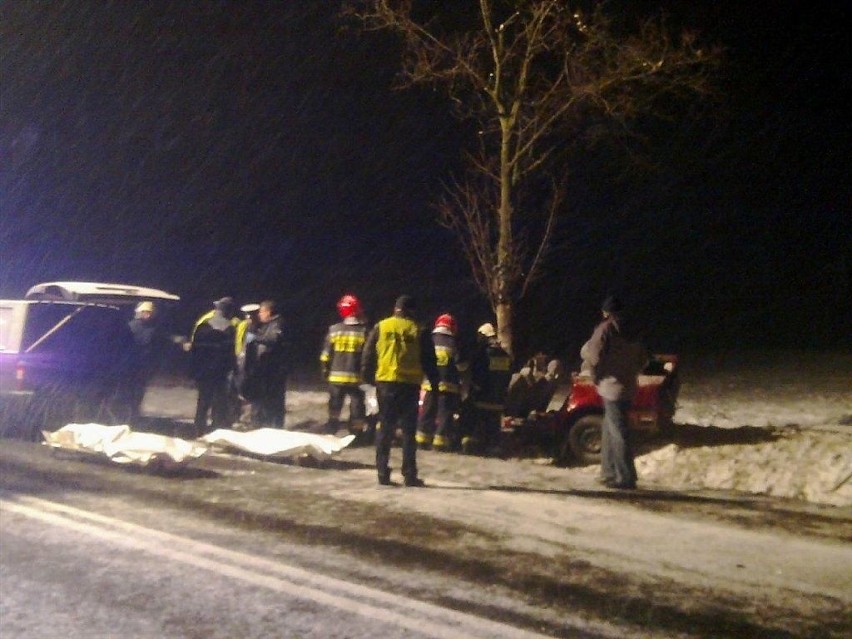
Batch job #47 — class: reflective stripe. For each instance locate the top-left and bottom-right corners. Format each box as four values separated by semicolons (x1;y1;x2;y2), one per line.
235;319;251;355
433;435;449;447
435;346;453;367
330;332;365;353
190;311;240;347
489;354;512;371
328;371;360;384
421;381;460;393
321;320;366;384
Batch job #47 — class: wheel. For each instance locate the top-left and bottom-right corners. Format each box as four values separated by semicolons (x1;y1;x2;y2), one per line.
559;414;603;466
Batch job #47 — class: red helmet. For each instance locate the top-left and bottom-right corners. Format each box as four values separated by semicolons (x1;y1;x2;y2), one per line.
336;294;362;319
434;313;457;334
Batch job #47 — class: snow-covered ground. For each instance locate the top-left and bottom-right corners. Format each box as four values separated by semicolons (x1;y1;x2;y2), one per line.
142;351;852;507
631;352;852;506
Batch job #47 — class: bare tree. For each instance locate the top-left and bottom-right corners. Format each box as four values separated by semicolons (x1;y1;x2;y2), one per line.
343;0;721;353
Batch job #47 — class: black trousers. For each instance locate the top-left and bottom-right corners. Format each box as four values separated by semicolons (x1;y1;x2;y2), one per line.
126;370;152;425
375;382;420;481
328;383;366;422
417;390;459;444
253;373;287;428
194;375;231;435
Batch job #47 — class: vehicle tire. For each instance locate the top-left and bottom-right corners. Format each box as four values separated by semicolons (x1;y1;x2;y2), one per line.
563;414;603;466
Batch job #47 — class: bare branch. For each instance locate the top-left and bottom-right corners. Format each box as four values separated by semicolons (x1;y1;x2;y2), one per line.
342;0;722;352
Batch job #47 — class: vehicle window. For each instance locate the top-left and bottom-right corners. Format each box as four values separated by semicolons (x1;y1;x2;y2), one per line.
0;306;14;351
22;304;132;371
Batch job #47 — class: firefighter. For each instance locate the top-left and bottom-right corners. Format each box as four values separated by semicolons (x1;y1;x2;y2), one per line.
416;313;463;452
462;322;512;456
319;294;368;435
362;295;439;487
189;297;239;437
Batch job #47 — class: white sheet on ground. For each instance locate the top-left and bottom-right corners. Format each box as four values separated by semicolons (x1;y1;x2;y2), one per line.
200;428;355;460
42;423;209;467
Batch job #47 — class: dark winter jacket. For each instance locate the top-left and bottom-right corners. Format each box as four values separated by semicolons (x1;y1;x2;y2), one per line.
252;314;289;380
128;317;168;377
189;310;237;381
470;338;512;410
581;314;647;401
421;328;462;394
320;317;367;385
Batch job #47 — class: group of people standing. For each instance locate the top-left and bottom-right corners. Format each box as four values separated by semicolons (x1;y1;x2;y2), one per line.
319;293;516;487
128;290;647;490
123;296;290;438
188;297;290;437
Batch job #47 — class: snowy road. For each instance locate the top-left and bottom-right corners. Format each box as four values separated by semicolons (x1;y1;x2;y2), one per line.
0;492;611;639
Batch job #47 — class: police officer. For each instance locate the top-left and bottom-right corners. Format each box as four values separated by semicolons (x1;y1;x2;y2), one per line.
362;295;439;487
233;303;260;426
189;297;238;437
462;322;512;456
416;313;463;452
320;294;368;435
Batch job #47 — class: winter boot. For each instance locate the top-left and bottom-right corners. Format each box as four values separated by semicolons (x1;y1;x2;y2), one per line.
415;430;433;449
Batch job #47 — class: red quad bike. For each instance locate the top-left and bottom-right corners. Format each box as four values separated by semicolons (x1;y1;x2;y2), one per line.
501;355;680;465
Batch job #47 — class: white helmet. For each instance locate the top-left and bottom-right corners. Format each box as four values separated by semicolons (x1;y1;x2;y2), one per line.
135;301;154;317
477;322;496;338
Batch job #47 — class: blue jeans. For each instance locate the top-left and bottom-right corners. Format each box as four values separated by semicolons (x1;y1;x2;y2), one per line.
602;399;637;486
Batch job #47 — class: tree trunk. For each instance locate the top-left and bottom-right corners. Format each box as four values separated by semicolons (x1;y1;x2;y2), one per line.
495;299;513;357
495;112;514;356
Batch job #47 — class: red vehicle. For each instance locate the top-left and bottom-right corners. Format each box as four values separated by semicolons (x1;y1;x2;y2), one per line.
502;354;680;465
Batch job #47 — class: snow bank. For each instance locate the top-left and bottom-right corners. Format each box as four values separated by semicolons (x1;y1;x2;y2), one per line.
635;429;852;507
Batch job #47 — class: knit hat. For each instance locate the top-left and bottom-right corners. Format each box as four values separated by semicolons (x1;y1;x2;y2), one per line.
394;295;416;314
214;297;236;315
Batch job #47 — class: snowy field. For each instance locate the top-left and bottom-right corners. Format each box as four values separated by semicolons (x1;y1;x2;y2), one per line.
627;351;852;506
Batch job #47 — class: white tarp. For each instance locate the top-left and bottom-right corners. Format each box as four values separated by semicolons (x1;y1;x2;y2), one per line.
200;427;356;460
42;423;209;467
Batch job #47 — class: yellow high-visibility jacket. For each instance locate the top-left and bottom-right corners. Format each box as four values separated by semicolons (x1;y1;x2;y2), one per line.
363;315;438;386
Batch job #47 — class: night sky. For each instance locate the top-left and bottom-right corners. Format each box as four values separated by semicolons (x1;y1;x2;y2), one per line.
1;1;849;365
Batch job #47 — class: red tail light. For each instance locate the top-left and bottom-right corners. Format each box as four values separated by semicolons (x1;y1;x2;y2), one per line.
15;363;25;391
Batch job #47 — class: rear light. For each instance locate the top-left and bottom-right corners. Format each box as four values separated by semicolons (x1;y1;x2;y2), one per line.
15;363;25;391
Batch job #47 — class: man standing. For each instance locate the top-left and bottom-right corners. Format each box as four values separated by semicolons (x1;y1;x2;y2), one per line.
463;322;512;456
251;299;289;428
126;300;168;425
320;294;368;435
233;302;261;426
189;297;238;437
580;295;648;490
416;313;463;452
362;295;439;487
